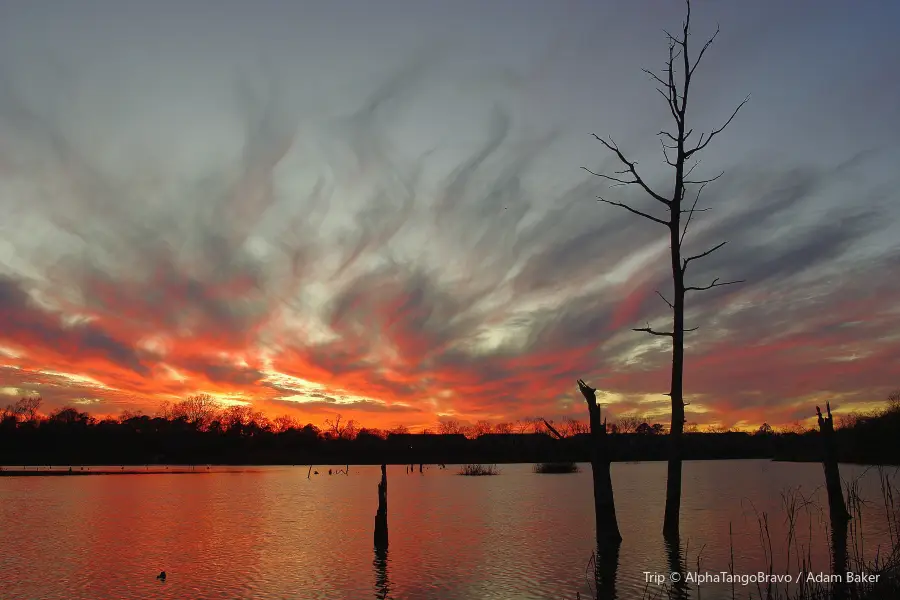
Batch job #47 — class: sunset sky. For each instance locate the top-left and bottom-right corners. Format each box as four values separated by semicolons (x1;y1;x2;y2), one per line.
1;0;899;431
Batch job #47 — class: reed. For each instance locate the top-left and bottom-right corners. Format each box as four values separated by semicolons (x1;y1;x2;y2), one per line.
457;464;500;476
578;468;900;600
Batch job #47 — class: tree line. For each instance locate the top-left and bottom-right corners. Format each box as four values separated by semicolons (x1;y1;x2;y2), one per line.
0;394;676;439
3;392;838;440
1;392;897;468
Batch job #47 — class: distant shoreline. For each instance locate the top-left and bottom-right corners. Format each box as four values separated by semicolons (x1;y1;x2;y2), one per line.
0;469;214;477
1;458;894;478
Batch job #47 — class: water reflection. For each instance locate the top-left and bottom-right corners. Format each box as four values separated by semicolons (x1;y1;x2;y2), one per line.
373;548;391;600
0;461;895;599
664;536;690;600
590;542;620;600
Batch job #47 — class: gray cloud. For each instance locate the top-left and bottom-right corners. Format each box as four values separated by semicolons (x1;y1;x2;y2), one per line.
1;0;898;425
0;274;148;375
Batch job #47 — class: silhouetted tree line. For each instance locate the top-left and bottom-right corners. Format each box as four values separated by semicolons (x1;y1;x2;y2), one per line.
2;393;898;466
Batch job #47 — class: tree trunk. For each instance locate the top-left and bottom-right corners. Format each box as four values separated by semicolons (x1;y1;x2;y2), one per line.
664;216;685;539
587;397;622;547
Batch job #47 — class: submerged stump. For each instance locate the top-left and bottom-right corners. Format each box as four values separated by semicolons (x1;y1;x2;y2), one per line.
817;402;850;600
374;463;388;550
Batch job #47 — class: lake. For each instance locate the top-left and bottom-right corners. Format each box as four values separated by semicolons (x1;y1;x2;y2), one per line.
1;460;896;599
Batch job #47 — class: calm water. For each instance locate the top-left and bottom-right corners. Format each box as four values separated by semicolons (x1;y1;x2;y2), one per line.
1;460;897;600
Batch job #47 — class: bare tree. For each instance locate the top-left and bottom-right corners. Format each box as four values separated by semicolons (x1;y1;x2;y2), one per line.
273;414;298;433
560;417;590;437
494;422;514;434
888;389;900;413
437;419;463;435
615;416;642;434
15;397;42;422
473;420;493;437
325;413;359;440
168;394;221;430
583;0;747;538
514;417;543;434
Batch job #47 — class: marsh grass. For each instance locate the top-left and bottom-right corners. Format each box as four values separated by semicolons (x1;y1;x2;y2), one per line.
458;464;500;476
534;462;580;474
579;467;900;600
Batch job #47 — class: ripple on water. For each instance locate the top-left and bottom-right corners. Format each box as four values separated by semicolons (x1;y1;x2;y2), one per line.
0;462;895;599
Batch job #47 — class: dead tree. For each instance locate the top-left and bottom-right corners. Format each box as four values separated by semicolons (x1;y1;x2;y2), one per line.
374;464;389;550
816;403;850;600
578;379;622;547
582;0;748;538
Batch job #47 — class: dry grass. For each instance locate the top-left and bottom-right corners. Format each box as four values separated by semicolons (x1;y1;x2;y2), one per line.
578;467;900;600
457;464;500;476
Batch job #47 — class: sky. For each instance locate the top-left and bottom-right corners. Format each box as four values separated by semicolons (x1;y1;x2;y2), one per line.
1;0;899;431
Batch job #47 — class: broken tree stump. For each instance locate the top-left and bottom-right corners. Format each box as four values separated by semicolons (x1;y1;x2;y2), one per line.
374;463;389;550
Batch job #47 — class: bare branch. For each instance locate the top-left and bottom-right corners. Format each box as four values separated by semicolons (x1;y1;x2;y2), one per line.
654;87;679;120
542;418;564;440
684;326;699;333
667;41;683;118
684;95;750;159
682;241;727;272
689;25;720;78
684;160;701;180
633;323;674;337
679;1;692;118
643;68;673;92
680;207;710;213
658;130;679;143
582;166;636;187
679;181;708;245
660;140;676;167
656;290;674;309
684;170;725;185
587;135;671;205
596;196;669;226
685;277;744;292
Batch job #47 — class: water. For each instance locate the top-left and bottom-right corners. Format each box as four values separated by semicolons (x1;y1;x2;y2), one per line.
0;460;896;599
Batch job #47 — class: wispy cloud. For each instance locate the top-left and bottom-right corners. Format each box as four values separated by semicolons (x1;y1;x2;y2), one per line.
1;0;898;429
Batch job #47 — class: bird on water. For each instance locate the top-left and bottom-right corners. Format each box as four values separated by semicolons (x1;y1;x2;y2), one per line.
157;571;166;581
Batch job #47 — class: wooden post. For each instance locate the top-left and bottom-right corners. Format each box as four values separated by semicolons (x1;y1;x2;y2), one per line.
374;464;389;550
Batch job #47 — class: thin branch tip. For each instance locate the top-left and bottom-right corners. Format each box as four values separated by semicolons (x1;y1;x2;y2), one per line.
685;278;745;292
633;323;675;337
656;290;674;309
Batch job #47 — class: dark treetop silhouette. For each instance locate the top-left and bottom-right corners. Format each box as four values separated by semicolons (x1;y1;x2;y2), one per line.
0;398;900;468
3;393;900;469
